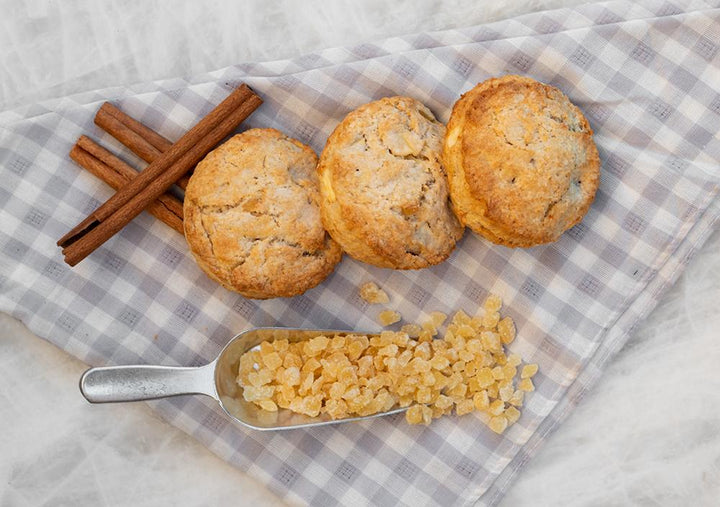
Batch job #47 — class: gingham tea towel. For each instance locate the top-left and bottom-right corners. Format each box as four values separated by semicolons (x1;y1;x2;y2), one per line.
1;1;719;505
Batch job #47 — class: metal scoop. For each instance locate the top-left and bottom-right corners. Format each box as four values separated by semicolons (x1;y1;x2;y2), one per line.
80;327;406;430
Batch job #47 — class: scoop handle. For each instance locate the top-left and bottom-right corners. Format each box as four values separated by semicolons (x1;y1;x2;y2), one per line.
80;362;217;403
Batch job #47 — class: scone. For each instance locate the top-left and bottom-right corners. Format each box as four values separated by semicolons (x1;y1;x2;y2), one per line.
443;75;600;247
183;128;342;299
318;96;464;269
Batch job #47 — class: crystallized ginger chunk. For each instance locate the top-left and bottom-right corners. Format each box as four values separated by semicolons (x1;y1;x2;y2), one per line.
359;282;390;304
521;364;539;379
406;404;433;425
488;416;508;434
519;378;535;392
483;294;502;313
378;310;401;326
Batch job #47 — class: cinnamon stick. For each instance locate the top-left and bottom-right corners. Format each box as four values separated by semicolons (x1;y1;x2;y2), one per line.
58;84;262;266
94;103;191;190
96;102;174;153
70;136;184;234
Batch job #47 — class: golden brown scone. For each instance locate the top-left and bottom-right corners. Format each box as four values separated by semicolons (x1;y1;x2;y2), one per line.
318;97;464;269
184;128;342;299
443;75;600;247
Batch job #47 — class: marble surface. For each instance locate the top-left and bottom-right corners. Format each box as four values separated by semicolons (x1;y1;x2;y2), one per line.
1;1;719;505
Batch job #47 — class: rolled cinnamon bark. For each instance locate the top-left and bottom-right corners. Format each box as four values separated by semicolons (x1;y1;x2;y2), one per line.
70;136;184;235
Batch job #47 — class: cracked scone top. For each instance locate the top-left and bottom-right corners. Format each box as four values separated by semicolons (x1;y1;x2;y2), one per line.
318;96;464;269
443;75;600;247
183;128;342;299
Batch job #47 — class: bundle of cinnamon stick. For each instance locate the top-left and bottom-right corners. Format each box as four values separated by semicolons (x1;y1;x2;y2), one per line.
58;84;262;266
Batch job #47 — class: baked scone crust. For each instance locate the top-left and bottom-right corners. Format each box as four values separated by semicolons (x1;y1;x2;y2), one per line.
443;75;600;247
184;128;341;299
318;96;464;269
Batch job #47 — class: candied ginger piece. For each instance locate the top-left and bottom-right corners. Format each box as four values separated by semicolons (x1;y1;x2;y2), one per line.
434;394;454;411
457;349;473;363
421;371;436;386
397;349;413;367
480;331;502;353
482;311;500;329
452;310;470;326
476;368;495;388
248;368;273;387
378;344;399;356
432;405;446;419
483;294;502;312
504;406;521;424
259;341;274;357
507;353;522;367
243;385;274;402
418;330;433;343
262;351;282;370
432;371;450;390
357;355;374;376
447;382;468;399
451;360;466;373
519;378;535;392
347;338;369;361
521;364;539;379
378;310;401;326
258;399;278;412
498;317;516;344
509;390;525;407
422;321;438;336
301;357;321;374
401;324;422;338
473;391;490;410
359;282;390;304
325;398;348;419
282;366;301;386
406;404;423;424
301;395;322;417
455;398;475;416
486;383;499;399
414;342;432;360
392;332;410;347
415;386;432;404
457;324;476;339
499;383;515;402
342;386;360;400
399;395;414;407
429;311;447;327
430;355;450;371
283;352;302;369
338;366;357;385
272;339;289;353
299;372;314;394
330;335;347;350
488;415;508;434
410;357;431;373
405;404;433;425
488;399;505;416
502;365;517;380
466;338;483;354
304;335;330;356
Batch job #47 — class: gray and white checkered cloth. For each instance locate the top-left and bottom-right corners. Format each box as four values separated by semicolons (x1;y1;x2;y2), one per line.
1;1;719;504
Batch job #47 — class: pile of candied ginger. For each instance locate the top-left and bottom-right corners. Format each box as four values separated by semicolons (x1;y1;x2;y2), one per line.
237;294;537;433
